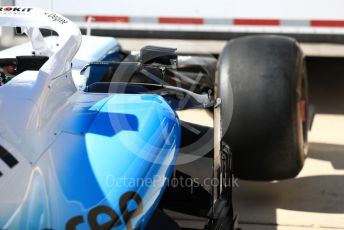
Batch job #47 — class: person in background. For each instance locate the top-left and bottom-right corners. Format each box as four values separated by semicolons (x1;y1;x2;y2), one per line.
0;64;16;84
0;77;4;86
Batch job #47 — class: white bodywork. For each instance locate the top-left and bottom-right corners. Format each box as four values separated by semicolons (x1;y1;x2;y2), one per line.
0;7;83;228
0;7;81;161
0;9;81;224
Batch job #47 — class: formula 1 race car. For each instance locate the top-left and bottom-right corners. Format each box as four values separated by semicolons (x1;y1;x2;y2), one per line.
0;7;309;230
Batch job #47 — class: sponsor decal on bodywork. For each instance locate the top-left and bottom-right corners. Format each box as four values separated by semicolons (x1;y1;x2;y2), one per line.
0;145;19;177
44;12;68;24
0;7;32;15
66;191;143;230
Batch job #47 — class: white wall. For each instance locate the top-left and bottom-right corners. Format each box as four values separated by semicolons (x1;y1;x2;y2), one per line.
15;0;344;20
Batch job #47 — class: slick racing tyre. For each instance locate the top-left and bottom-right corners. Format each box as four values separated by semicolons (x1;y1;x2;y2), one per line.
218;35;308;180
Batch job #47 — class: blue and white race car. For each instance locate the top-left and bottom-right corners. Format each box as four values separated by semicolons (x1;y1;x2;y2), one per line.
0;34;123;90
0;7;309;230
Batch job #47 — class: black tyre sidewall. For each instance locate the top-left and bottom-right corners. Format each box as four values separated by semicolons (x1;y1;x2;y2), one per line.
218;35;308;180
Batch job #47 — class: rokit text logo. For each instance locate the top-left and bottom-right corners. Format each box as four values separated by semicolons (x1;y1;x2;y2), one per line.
0;7;33;12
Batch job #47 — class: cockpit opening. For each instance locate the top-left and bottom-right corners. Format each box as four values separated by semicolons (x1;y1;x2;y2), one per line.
0;56;48;85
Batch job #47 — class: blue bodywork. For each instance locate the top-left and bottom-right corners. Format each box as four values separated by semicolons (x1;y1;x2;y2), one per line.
3;93;180;230
55;94;181;229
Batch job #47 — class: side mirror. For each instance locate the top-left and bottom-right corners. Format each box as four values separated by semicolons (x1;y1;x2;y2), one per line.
140;46;177;67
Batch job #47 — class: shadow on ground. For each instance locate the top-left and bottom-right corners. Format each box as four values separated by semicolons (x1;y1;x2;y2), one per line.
307;57;344;115
234;142;344;229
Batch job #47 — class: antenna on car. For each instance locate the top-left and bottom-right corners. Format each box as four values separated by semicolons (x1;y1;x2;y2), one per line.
86;17;95;36
50;0;54;38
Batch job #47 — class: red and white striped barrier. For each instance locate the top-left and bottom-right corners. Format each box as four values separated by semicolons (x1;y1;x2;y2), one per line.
61;15;344;36
80;16;344;28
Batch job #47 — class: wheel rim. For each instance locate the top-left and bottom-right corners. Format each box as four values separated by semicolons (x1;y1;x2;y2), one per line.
300;75;309;155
